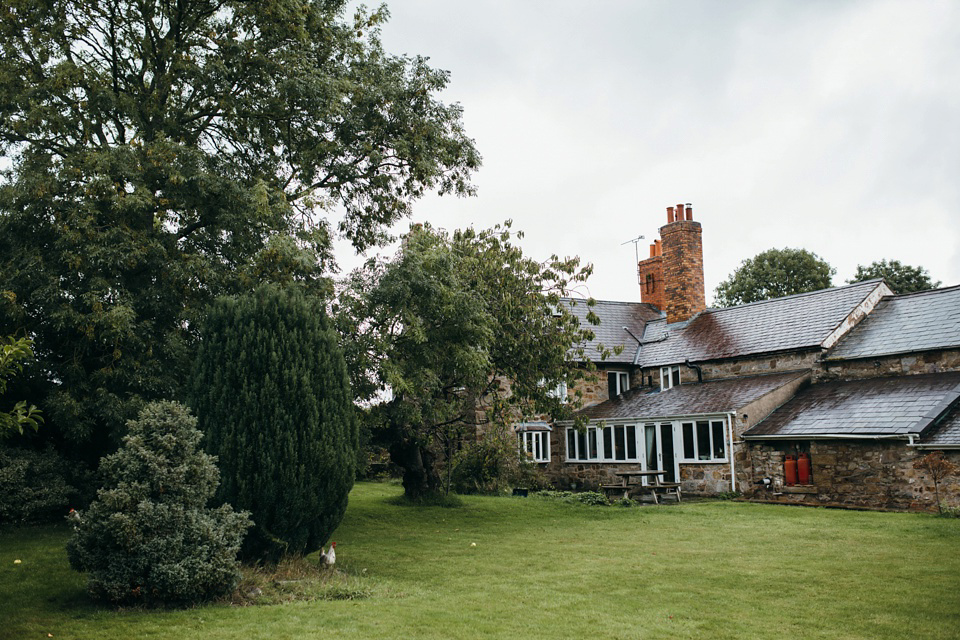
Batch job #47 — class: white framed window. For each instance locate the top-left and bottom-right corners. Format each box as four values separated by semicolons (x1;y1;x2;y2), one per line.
679;420;727;462
519;430;550;463
607;371;629;398
660;365;681;391
565;424;641;462
547;380;567;402
539;378;568;403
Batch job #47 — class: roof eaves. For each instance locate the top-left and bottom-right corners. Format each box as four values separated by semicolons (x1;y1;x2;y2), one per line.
742;432;911;441
825;343;960;363
914;383;960;437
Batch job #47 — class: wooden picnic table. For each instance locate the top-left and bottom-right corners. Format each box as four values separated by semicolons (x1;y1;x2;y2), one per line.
600;470;682;504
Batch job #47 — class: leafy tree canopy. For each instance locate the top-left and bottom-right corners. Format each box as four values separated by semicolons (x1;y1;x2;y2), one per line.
0;0;478;458
714;247;836;307
848;259;940;294
0;335;43;438
335;222;612;499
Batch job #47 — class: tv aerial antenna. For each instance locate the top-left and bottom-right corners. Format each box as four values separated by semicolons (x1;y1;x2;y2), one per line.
621;234;645;294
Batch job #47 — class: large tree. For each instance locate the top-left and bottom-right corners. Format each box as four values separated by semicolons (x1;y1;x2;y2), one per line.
848;259;940;294
336;223;612;500
0;1;479;458
714;247;835;307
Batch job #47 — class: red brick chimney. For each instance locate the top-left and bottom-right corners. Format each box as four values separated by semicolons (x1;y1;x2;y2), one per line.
637;202;705;324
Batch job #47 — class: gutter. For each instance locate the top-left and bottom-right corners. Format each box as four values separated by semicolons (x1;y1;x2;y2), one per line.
556;411;733;427
741;433;911;441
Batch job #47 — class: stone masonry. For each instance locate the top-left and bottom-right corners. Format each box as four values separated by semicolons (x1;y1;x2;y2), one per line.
741;441;960;511
660;204;705;325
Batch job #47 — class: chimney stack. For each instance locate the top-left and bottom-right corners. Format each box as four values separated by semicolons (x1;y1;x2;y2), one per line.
637;202;706;323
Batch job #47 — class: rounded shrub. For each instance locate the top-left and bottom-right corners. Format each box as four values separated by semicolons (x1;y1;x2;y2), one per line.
190;284;357;561
66;401;251;605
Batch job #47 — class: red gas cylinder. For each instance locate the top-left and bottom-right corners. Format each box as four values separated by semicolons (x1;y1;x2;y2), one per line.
784;455;798;486
797;453;811;485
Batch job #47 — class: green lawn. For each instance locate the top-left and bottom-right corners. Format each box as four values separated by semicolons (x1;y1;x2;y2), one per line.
3;482;960;639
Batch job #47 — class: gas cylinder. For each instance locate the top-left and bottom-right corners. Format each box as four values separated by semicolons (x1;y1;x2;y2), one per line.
784;454;798;486
797;453;811;485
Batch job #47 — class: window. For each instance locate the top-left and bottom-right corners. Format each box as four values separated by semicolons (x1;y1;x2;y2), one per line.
519;430;550;463
566;425;640;462
660;365;681;390
540;378;567;403
547;381;567;401
680;420;727;462
607;371;629;398
567;427;596;461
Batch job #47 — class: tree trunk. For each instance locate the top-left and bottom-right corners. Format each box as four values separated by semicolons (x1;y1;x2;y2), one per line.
390;438;441;500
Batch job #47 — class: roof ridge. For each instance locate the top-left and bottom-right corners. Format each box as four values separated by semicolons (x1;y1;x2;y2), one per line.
562;297;660;307
886;282;960;300
707;279;883;314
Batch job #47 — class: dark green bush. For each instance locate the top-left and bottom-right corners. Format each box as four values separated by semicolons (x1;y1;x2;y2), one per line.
190;285;357;561
66;401;250;605
451;428;549;495
533;490;611;506
0;445;80;525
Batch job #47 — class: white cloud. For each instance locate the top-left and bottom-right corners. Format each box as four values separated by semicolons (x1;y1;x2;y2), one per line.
341;0;960;301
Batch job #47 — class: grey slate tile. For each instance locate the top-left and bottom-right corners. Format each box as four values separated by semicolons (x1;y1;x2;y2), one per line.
635;281;884;367
827;285;960;361
743;372;960;439
574;371;808;421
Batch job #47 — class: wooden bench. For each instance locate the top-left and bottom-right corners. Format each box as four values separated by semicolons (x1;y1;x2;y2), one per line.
649;482;682;504
613;470;683;505
599;482;630;500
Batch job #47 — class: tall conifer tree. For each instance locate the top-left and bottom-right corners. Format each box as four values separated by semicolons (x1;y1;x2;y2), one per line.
191;285;356;560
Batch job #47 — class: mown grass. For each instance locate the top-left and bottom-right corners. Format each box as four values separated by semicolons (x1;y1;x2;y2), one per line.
2;482;960;639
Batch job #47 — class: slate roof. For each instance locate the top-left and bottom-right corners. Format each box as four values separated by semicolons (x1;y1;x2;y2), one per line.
565;299;662;364
826;285;960;361
920;406;960;448
574;371;808;421
635;280;885;367
743;372;960;439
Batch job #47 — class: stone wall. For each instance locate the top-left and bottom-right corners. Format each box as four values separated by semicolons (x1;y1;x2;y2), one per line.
570;369;610;407
679;462;732;494
819;348;960;382
740;440;960;511
637;351;819;390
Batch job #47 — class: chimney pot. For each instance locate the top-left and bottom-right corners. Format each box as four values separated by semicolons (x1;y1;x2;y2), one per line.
666;206;674;223
685;203;693;220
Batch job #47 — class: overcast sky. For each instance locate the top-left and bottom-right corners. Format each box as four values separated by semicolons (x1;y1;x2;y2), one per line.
339;0;960;304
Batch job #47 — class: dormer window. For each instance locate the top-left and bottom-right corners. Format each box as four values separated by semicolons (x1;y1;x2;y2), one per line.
607;371;629;398
660;365;681;391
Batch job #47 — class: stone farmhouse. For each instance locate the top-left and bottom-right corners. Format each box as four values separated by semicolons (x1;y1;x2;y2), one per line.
517;203;960;511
